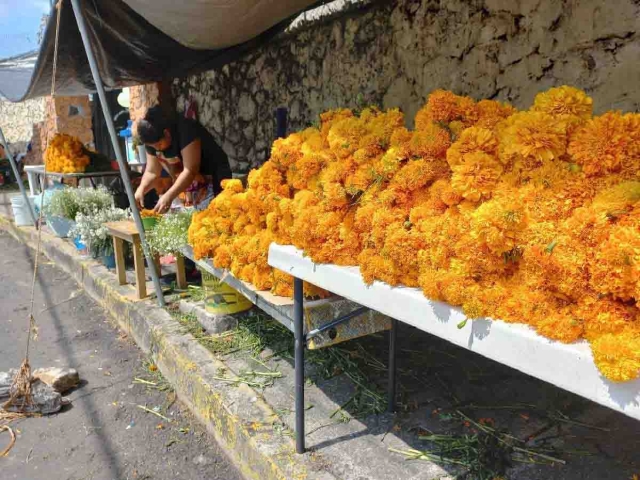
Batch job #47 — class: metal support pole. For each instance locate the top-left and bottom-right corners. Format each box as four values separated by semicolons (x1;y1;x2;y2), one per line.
276;107;288;139
70;0;165;307
0;127;38;226
293;277;305;454
387;319;397;413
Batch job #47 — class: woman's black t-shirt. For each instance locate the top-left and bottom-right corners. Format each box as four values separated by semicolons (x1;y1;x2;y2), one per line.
146;118;232;194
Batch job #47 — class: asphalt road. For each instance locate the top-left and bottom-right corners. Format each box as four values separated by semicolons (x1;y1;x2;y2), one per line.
0;230;240;480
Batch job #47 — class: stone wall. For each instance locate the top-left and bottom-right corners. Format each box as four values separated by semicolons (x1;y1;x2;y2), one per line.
130;82;177;137
172;0;640;174
43;95;94;148
129;84;160;131
0;97;45;153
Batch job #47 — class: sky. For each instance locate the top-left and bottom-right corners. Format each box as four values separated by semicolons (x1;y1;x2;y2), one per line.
0;0;51;59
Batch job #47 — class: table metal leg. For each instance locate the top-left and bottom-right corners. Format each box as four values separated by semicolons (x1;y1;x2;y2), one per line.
388;318;397;413
293;277;305;454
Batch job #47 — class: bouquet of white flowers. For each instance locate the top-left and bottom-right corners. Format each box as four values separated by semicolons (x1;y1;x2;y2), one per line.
70;206;129;257
44;186;114;221
146;210;193;256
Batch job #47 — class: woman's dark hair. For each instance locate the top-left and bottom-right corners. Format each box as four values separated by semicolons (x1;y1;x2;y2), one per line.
137;105;169;144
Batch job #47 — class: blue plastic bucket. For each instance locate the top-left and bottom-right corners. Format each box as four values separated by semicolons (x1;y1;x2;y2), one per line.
102;253;116;269
73;235;87;252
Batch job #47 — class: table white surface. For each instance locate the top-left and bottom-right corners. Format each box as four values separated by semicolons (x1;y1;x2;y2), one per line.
23;165;123;194
268;243;640;421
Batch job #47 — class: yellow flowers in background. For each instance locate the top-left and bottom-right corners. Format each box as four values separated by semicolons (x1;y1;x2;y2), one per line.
44;133;90;173
189;86;640;382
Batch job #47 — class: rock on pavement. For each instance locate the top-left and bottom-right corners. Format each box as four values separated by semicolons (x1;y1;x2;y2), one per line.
33;367;80;393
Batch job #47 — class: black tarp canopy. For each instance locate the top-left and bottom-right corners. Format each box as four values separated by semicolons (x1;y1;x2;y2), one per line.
0;0;321;306
0;0;319;102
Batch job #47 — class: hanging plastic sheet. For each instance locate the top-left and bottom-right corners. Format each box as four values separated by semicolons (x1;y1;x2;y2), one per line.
0;0;318;102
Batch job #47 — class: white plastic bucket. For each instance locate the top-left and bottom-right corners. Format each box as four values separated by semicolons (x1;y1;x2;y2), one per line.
10;195;35;226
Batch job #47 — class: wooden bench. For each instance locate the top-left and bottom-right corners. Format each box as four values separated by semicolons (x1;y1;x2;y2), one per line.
105;220;187;299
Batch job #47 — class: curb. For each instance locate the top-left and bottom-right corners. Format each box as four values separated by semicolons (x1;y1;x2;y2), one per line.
0;217;335;480
178;299;240;333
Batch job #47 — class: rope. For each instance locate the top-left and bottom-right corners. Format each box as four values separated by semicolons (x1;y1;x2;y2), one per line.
2;0;64;416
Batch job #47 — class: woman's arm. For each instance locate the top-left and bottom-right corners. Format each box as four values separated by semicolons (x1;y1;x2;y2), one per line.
154;139;201;213
134;154;162;207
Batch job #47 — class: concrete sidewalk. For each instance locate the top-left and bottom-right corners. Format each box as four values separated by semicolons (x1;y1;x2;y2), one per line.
1;189;639;480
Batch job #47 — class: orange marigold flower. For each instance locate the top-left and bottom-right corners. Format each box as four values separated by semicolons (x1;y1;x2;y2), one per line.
471;195;527;255
621;113;640;176
320;108;354;139
327;116;368;159
358;248;398;285
300;128;324;155
448;120;466;138
390;126;413;147
576;296;637;341
360;108;405;149
532;86;593;119
286;152;327;190
590;181;640;219
475;99;516;129
590;224;640;301
499;111;567;164
409;124;452;159
568;112;629;176
373;147;406;179
416;90;461;128
624;113;640;158
390;158;448;192
451;151;503;202
536;310;584;344
415;90;477;129
447;127;499;168
591;330;640;382
322;182;349;209
221;178;244;193
270;134;304;171
213;245;232;269
382;228;426;287
252;267;273;291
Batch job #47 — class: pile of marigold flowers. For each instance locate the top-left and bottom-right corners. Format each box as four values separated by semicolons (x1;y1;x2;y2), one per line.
189;86;640;382
44;133;90;173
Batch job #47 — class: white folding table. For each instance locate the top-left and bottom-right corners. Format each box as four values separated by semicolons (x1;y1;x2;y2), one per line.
24;165;122;195
268;243;640;453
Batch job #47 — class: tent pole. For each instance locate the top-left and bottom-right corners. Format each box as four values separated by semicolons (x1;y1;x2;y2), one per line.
0;126;38;227
70;0;166;307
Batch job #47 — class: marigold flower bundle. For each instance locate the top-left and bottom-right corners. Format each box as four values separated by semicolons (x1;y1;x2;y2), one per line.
44;133;90;174
189;86;640;382
140;209;162;219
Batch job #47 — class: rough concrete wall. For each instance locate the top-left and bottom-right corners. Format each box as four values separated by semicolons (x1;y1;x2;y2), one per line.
0;98;45;153
173;0;640;173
